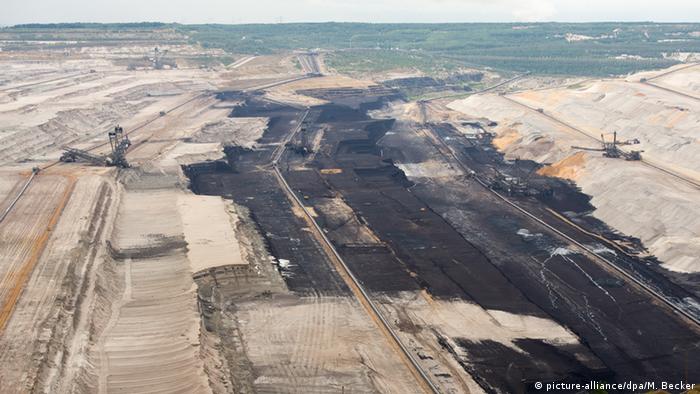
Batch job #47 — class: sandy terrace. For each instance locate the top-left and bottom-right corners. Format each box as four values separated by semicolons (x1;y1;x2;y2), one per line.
644;64;700;96
0;56;225;165
0;174;109;392
188;117;267;149
179;195;245;273
0;175;71;309
221;54;299;79
77;184;212;394
99;253;210;394
0;172;23;209
448;67;700;273
511;79;700;183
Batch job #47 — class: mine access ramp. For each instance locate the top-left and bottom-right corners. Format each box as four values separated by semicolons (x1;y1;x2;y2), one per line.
60;125;132;168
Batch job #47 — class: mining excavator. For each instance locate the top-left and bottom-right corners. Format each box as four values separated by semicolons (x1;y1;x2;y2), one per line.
571;131;642;160
285;123;314;156
152;47;168;70
60;125;132;168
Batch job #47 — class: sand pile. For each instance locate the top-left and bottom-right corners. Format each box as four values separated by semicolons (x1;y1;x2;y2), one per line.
537;152;587;181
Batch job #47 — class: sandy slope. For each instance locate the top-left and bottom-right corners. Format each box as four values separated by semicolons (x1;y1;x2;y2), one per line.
448;66;700;273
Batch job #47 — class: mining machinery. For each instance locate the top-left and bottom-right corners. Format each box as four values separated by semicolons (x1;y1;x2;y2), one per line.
486;164;535;196
571;131;642;160
490;171;529;195
285;122;314;156
108;125;131;167
152;47;168;69
60;125;131;168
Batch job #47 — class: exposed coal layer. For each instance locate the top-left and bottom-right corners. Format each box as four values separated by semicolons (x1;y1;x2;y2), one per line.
283;169;423;294
308;164;540;309
184;93;700;392
296;89;400;109
430;122;700;300
408;177;700;387
428;123;607;243
283;102;700;388
184;97;349;296
215;90;254;101
454;339;612;393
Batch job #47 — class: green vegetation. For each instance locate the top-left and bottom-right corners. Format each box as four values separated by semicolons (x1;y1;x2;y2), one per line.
183;55;235;68
12;22;167;30
0;23;184;47
180;22;697;76
4;22;700;76
325;49;463;75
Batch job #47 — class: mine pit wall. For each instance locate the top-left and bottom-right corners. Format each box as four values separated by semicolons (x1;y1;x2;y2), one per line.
183;92;700;393
283;105;611;390
0;176;115;394
424;121;700;305
0;79;187;166
192;203;284;393
68;252;125;394
447;87;700;278
182;171;427;393
180;96;576;392
48;180;115;394
181;95;436;393
371;106;700;386
48;172;218;394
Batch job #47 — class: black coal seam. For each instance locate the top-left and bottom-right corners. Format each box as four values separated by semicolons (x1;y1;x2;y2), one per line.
433;330;498;394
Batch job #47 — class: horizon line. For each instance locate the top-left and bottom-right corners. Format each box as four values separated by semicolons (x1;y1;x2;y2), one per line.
6;20;700;28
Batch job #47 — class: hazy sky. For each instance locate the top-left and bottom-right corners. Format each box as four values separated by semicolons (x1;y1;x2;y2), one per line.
2;0;699;25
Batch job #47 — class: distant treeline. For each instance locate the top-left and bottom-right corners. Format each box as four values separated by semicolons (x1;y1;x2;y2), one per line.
179;22;698;76
3;22;700;76
10;22;169;29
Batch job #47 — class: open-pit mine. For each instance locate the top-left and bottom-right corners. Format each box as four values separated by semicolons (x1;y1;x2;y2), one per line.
0;26;699;394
